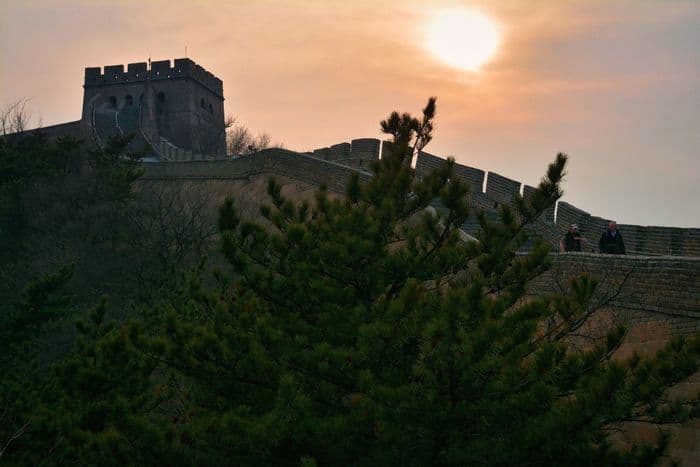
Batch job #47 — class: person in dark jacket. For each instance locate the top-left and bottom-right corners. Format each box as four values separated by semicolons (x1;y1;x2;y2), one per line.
599;221;625;254
560;224;587;252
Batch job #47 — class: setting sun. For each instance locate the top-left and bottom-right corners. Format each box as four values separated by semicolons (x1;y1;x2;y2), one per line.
426;8;500;72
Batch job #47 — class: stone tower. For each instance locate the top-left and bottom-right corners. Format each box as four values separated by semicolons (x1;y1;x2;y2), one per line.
82;58;225;159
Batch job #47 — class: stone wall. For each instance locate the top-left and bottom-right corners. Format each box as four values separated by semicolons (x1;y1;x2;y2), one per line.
525;252;700;464
402;145;699;257
527;253;700;321
221;140;700;257
310;138;380;170
142;147;371;195
553;202;700;257
24;121;83;141
142;156;700;325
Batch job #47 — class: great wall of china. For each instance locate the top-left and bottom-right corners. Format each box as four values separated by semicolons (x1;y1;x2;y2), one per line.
27;57;700;334
24;58;700;461
140;143;700;332
140;147;700;462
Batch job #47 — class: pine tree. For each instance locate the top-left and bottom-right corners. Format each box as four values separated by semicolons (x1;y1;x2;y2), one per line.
136;97;698;465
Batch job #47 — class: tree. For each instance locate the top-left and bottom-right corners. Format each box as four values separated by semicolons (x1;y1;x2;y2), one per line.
0;131;217;464
0;268;73;462
0;99;38;136
4;99;698;466
123;180;219;302
139;97;697;465
226;116;274;156
0;132;149;464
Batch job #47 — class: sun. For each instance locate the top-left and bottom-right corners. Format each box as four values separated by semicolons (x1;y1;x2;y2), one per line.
426;8;501;72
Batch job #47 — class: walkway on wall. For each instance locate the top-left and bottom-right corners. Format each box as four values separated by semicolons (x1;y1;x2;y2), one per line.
91;105;152;154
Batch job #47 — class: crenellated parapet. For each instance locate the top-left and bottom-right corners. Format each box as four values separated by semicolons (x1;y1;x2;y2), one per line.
306;139;699;256
415;149;700;256
308;138;380;170
84;58;223;98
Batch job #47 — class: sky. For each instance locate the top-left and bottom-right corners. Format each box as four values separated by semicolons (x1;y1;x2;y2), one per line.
1;0;699;228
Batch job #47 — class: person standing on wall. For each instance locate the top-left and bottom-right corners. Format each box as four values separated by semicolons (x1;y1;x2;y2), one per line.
599;221;626;254
560;223;587;252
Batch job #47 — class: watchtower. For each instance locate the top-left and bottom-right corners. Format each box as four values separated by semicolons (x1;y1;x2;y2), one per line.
82;58;225;157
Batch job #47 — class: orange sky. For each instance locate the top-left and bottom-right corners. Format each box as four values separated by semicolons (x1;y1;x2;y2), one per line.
1;0;699;227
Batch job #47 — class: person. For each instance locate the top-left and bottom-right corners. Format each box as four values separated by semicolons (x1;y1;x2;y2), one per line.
560;223;587;252
598;220;625;254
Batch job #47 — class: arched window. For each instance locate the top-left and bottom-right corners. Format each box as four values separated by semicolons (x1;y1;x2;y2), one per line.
109;96;117;108
125;95;133;106
208;103;213;114
200;98;206;109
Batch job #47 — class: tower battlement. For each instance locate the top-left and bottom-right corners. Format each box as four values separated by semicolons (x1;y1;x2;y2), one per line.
84;58;223;98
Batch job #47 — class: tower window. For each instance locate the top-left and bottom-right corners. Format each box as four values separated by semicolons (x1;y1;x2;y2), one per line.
109;96;117;108
125;95;133;106
200;98;206;109
208;103;213;114
158;92;166;104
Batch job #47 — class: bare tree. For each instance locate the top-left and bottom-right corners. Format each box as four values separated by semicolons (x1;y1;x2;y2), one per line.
225;116;275;157
1;99;36;136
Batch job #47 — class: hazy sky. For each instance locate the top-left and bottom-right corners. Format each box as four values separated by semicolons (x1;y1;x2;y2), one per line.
1;0;699;228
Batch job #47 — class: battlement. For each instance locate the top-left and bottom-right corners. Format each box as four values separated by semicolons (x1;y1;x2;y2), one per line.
305;139;700;256
84;58;223;97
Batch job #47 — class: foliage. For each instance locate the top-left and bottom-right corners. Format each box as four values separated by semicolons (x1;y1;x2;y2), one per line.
0;124;210;307
88;134;144;202
0;132;82;255
0;266;74;354
1;99;698;466
0;130;187;461
0;266;75;463
160;98;694;466
0;130;145;463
